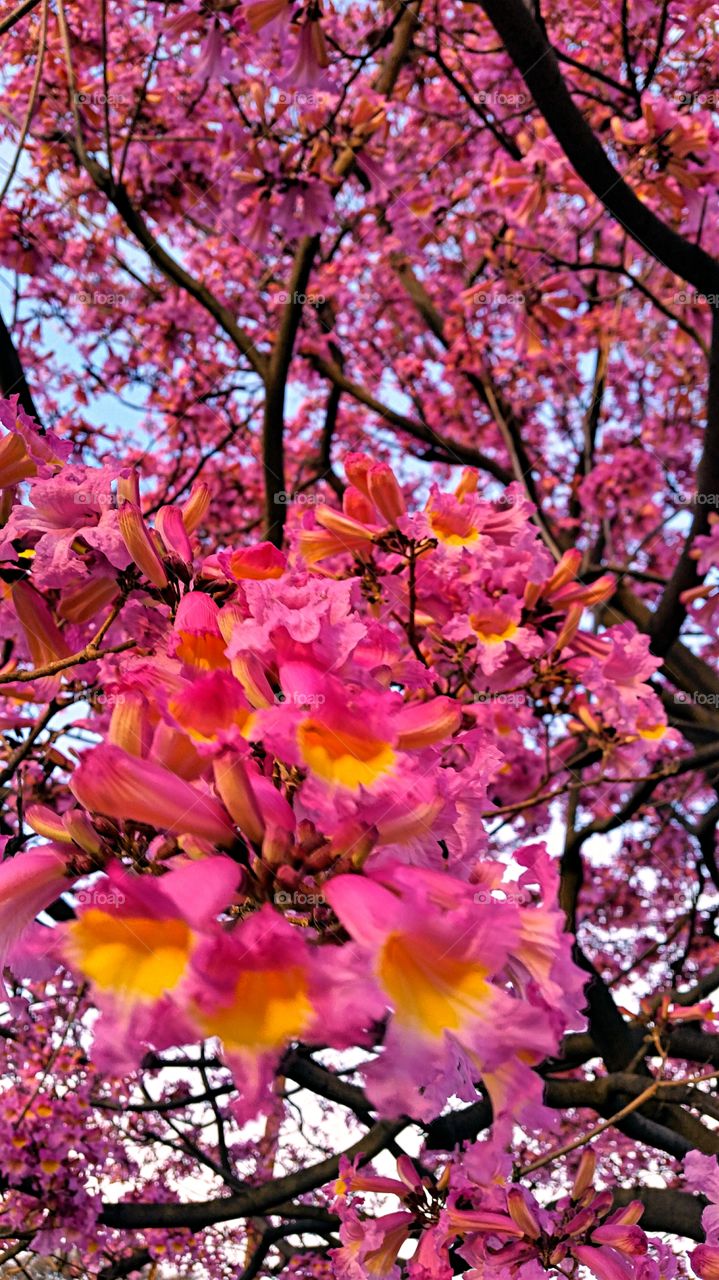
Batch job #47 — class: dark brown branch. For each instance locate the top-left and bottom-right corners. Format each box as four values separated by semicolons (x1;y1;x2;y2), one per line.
392;258;564;555
240;1219;337;1280
308;351;512;482
650;308;719;653
97;1250;152;1280
106;179;268;382
263;236;320;545
607;582;719;703
428;1066;711;1160
101;1118;405;1230
0;309;42;422
263;1;422;544
562;742;719;875
475;0;719;296
0;0;42;36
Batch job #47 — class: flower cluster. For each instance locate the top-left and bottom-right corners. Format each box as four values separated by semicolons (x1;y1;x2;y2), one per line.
332;1148;668;1280
0;420;688;1252
0;985;124;1252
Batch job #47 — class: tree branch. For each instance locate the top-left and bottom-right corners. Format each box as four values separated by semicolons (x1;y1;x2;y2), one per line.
650;308;719;653
475;0;719;296
100;1118;405;1230
0;309;42;422
307;351;511;482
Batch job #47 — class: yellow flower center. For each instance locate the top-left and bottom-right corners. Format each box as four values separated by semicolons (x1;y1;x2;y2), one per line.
195;966;312;1052
637;722;666;740
176;630;230;670
168;693;255;743
67;910;192;1001
428;510;479;547
378;931;490;1038
470;616;518;645
297;719;395;789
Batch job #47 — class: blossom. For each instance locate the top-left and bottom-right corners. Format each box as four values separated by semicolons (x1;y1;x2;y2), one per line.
279;19;330;91
165;669;256;747
172;591;231;670
0;846;68;976
0;397;70;488
118;501;169;588
2;463;130;585
324;862;577;1121
70;743;236;845
63;858;241;1006
686;1152;719;1279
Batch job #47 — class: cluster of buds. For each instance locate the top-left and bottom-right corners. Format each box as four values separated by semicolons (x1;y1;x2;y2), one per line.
333;1150;652;1280
116;471;210;592
524;548;615;652
298;455;407;564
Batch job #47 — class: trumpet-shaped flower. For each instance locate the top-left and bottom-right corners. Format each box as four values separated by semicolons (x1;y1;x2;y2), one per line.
70;743;235;845
0;845;68;977
0;397;70;487
324;863;579;1121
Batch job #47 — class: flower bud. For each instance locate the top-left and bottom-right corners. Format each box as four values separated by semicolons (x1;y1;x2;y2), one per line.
118;502;168;589
367;463;406;524
572;1149;596;1201
506;1187;542;1240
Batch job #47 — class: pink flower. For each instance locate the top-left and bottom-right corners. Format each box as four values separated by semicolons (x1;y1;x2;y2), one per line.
155;504;194;566
194;19;240;82
118;501;168;589
0;846;68;977
165;670;255;749
61;858;242;1069
172;591;230;670
686;1151;719;1246
3;463;130;583
182;906;326;1112
218;541;287;581
279;19;330;91
0;397;70;488
692;1246;719;1280
324;867;567;1120
573;1244;639;1280
275;179;334;238
70;743;235;845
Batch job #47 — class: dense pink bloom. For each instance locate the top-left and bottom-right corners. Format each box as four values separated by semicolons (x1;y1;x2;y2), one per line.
0;847;68;975
70;743;235;844
324;860;580;1121
0;398;70;487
